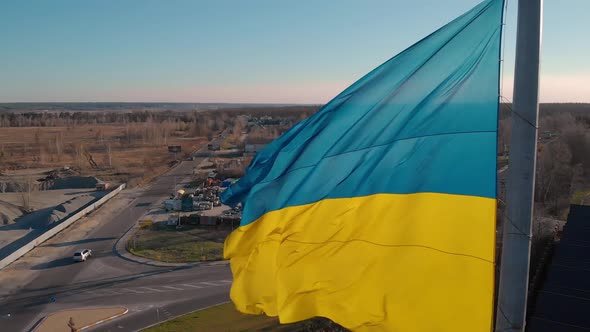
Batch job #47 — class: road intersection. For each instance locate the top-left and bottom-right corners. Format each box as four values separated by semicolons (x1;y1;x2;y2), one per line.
0;150;232;331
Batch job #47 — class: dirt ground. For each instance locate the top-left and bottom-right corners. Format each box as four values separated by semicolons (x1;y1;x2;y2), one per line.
0;125;206;187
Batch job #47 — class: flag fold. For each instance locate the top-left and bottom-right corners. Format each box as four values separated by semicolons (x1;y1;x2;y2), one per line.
221;0;504;330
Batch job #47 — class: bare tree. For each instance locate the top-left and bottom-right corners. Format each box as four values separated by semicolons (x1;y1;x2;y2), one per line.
535;140;573;215
17;175;35;212
55;132;63;162
34;129;41;146
95;129;104;144
75;142;84;169
106;143;112;168
498;118;511;157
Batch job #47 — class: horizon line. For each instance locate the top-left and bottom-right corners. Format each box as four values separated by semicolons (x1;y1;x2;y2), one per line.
2;101;590;105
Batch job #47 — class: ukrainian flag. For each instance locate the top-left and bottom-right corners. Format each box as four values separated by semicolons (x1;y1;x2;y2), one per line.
221;0;504;330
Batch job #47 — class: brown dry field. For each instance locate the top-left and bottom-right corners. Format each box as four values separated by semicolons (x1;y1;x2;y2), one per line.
0;124;207;186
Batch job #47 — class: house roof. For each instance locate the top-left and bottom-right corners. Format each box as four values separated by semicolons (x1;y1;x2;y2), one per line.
245;136;274;144
528;204;590;331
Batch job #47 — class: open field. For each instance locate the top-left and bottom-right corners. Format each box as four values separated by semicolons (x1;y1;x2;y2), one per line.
0;124;206;187
129;224;230;262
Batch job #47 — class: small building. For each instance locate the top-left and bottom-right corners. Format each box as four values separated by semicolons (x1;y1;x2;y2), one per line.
216;159;243;172
245;143;266;154
167;146;182;153
96;183;110;191
167;215;179;226
181;197;194;212
164;199;181;211
244;137;274;154
221;178;237;188
199;216;217;226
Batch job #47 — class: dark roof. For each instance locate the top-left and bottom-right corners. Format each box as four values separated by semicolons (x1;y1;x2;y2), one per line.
245;136;274;144
528;204;590;332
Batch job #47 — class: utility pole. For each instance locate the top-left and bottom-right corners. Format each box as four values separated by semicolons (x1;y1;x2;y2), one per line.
495;0;543;331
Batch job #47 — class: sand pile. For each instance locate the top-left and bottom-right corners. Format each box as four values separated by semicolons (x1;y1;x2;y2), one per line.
0;201;26;225
45;195;96;226
0;194;97;229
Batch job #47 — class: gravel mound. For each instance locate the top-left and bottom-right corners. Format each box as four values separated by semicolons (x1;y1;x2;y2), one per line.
3;194;97;229
45;195;96;225
0;201;26;225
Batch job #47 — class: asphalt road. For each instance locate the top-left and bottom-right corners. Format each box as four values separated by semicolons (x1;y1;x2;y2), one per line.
0;151;233;332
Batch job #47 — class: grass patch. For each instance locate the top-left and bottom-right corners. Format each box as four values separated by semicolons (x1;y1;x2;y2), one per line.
128;225;229;263
571;190;590;205
141;302;280;332
141;302;348;332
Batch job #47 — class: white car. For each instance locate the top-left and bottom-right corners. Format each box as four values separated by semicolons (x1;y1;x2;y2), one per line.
73;249;92;262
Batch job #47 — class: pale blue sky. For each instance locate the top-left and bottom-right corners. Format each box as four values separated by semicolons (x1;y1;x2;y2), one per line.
0;0;588;103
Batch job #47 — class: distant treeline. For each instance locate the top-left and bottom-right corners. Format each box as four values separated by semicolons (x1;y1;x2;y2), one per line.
0;105;321;128
499;103;590;120
0;102;313;113
2;102;587;126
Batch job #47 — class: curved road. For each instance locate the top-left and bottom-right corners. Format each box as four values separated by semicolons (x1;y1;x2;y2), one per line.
0;155;232;331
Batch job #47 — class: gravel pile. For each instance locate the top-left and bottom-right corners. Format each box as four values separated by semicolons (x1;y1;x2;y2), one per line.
0;194;97;229
45;195;96;225
0;201;26;225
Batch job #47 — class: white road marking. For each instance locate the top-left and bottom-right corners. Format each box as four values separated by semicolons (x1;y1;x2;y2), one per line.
82;290;102;296
181;283;204;289
78;279;228;298
121;288;145;294
133;304;155;311
138;287;164;293
163;309;173;317
91;262;106;272
85;289;119;296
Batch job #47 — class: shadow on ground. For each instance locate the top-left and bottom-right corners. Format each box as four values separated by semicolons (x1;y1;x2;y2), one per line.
31;257;76;270
146;209;167;216
1;266;201;312
42;237;117;248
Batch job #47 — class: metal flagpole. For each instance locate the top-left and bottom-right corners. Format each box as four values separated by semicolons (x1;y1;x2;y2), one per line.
495;0;543;331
